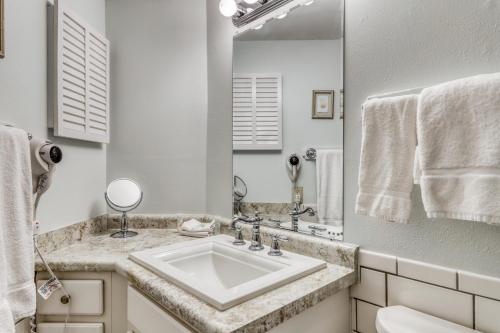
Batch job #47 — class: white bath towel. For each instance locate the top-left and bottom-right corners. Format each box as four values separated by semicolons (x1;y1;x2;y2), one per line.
356;95;419;223
316;149;343;225
0;127;36;328
417;73;500;224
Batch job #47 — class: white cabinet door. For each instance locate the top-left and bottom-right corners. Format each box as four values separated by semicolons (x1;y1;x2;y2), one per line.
38;323;103;333
127;287;192;333
36;280;104;315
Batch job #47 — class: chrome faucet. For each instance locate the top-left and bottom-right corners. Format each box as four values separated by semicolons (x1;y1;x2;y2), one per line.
289;202;315;232
231;212;264;251
268;234;288;256
248;221;264;251
231;212;263;229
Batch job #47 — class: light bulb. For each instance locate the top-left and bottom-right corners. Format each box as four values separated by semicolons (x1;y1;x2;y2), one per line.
244;0;259;3
219;0;238;17
276;12;288;19
303;0;314;5
253;24;264;30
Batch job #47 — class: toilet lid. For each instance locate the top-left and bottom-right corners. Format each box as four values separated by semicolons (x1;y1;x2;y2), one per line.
375;306;480;333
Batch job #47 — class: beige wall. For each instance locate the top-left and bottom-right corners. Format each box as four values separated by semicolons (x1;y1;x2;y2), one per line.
0;0;107;233
106;0;209;214
343;0;500;277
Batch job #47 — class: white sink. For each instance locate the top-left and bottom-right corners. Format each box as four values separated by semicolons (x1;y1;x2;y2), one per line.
129;234;326;310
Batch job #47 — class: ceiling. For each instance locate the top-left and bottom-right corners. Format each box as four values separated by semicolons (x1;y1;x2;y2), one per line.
235;0;343;41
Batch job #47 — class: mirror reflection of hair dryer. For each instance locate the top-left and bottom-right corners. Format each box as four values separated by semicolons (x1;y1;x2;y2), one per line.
286;153;302;184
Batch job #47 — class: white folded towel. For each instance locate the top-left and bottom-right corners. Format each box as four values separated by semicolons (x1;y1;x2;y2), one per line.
417;73;500;224
178;219;214;238
0;127;36;327
356;95;419;223
316;149;343;225
179;230;211;238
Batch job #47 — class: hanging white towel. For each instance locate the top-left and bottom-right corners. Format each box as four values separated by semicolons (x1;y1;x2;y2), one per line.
0;126;36;328
356;95;419;223
316;149;343;226
417;72;500;224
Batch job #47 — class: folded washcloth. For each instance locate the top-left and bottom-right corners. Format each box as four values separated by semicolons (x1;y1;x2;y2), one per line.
417;72;500;224
356;94;419;223
316;149;343;226
177;219;215;238
179;230;211;238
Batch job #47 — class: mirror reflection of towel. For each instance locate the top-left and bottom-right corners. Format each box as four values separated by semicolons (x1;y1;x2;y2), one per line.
316;149;343;226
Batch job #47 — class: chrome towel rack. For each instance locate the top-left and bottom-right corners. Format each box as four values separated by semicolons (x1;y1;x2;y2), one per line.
1;121;32;140
366;86;424;101
303;148;317;161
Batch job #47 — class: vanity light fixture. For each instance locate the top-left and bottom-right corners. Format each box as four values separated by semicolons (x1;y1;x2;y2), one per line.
229;0;299;27
276;11;288;19
219;0;238;17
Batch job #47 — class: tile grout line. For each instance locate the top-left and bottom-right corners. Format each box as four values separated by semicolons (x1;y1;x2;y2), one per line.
355;298;358;332
361;264;495;300
472;294;476;329
385;273;388;307
353;297;383;309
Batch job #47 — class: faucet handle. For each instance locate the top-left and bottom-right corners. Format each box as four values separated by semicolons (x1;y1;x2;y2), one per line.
268;234;288;256
232;225;245;246
253;211;263;222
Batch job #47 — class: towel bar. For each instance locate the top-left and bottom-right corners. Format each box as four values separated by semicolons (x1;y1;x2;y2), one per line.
366;86;424;100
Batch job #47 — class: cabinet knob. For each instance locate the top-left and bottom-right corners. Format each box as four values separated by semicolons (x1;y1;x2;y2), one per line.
60;295;70;304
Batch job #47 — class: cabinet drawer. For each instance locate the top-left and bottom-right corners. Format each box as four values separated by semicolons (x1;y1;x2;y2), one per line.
37;280;104;315
128;287;192;333
38;323;103;333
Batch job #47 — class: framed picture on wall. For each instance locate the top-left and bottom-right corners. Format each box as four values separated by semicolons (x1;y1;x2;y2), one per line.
0;0;4;58
312;90;334;119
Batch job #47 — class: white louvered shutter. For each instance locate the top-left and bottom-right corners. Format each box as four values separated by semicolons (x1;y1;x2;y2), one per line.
233;74;282;150
52;0;110;143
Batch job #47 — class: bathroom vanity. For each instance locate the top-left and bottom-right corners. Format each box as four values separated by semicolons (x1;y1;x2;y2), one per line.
34;215;357;333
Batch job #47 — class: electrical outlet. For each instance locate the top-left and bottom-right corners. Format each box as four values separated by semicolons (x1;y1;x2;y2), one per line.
292;186;303;203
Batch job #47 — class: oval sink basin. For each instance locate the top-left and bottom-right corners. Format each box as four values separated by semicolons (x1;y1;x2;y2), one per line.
129;234;326;310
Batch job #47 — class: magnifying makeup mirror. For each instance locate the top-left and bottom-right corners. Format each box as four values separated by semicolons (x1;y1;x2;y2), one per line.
105;178;143;238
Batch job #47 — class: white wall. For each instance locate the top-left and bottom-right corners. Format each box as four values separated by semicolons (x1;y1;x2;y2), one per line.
344;0;500;277
0;0;107;232
106;0;208;214
233;40;343;204
206;0;234;216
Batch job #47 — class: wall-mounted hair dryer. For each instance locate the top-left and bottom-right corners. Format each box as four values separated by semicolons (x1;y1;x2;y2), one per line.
30;138;63;212
286;153;302;184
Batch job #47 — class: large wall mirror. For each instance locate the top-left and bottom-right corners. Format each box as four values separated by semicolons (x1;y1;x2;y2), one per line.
232;0;344;240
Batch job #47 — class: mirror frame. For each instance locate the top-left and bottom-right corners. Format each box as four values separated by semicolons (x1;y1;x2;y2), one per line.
105;178;143;212
231;0;345;241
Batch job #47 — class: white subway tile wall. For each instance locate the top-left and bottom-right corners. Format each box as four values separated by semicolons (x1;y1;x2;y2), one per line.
356;300;381;333
458;271;500;300
397;257;457;289
359;250;397;274
475;296;500;333
387;275;473;327
351;268;386;307
350;251;500;333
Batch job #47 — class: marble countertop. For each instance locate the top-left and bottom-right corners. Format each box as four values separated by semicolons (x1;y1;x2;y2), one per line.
36;227;357;333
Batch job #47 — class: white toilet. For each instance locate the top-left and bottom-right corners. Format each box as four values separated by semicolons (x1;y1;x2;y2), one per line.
376;306;481;333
